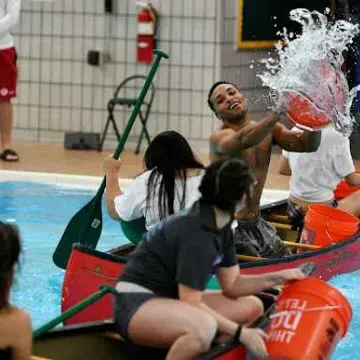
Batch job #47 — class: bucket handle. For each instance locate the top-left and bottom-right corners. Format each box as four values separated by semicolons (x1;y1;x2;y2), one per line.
325;222;336;245
270;305;344;319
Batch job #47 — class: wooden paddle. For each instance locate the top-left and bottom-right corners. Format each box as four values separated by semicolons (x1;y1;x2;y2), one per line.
283;240;321;251
236;242;320;262
52;50;169;269
268;221;292;230
236;254;267;262
267;220;321;250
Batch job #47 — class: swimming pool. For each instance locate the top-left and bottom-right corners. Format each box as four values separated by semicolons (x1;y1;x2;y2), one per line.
0;173;358;359
0;177;128;329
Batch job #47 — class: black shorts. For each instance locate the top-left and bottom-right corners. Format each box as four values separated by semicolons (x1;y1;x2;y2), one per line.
113;292;157;342
234;216;292;259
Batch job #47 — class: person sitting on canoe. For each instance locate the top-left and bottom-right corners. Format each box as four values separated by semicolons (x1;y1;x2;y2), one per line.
207;81;321;258
278;125;360;231
103;131;204;231
0;222;32;360
114;158;306;360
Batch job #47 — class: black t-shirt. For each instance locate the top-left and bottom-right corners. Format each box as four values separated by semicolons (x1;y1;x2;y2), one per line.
119;199;237;298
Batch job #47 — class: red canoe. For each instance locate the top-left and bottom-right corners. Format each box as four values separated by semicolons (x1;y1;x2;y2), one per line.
61;200;360;326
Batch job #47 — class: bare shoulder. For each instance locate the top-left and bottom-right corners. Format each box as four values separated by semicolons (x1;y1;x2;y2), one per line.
7;308;32;359
0;306;31;353
14;308;31;324
210;127;235;144
6;307;31;329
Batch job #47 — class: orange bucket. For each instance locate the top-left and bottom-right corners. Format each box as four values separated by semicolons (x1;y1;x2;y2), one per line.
334;171;360;200
285;61;344;132
266;277;352;360
300;204;359;247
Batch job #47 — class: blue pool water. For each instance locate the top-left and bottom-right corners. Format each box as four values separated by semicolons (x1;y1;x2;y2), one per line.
0;180;359;359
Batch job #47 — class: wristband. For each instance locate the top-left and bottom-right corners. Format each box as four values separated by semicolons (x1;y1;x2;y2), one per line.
233;325;242;343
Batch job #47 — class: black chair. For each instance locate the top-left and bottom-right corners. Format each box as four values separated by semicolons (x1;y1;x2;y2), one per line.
99;75;155;154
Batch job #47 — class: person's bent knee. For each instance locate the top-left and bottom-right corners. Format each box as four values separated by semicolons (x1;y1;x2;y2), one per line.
252;295;265;317
245;296;264;323
192;313;217;353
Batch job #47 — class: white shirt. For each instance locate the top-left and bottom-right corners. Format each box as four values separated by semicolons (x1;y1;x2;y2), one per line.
283;126;355;202
114;170;203;230
0;0;21;49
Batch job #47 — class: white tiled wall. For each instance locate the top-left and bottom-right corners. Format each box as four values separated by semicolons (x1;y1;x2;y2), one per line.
12;0;266;151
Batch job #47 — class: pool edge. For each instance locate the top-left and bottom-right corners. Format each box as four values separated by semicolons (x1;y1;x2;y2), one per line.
0;169;134;188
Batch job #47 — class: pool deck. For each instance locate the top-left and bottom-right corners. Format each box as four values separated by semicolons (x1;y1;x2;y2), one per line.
0;140;292;190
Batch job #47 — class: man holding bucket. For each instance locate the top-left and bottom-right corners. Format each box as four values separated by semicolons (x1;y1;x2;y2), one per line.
207;81;321;258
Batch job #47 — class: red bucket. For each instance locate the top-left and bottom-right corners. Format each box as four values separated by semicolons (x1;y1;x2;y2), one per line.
266;277;352;360
284;61;344;132
286;91;331;131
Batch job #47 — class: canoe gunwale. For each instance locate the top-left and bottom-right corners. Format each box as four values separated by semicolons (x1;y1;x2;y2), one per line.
34;320;114;339
242;231;360;269
73;244;131;264
72;222;360;271
33;319;243;360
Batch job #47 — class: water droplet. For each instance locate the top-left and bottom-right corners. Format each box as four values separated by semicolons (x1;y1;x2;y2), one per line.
249;64;254;69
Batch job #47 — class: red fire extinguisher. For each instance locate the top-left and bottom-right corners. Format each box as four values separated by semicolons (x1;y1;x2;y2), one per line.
137;2;158;64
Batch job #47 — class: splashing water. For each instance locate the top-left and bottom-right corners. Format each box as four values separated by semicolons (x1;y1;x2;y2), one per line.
258;8;360;137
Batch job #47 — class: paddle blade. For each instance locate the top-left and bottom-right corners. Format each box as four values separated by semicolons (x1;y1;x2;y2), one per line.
120;217;146;245
53;196;103;269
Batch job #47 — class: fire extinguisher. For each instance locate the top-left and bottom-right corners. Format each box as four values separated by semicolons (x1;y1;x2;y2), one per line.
136;2;158;64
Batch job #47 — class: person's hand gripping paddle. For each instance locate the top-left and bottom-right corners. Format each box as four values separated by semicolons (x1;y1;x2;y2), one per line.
52;50;169;269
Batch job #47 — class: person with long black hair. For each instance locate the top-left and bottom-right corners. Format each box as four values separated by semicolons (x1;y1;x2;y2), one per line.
0;222;32;360
103;130;204;230
113;158;306;360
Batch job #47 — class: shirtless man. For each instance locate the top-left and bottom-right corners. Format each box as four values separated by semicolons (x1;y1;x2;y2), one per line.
207;81;321;258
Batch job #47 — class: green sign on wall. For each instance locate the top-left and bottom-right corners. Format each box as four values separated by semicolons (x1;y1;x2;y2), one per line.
237;0;335;49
